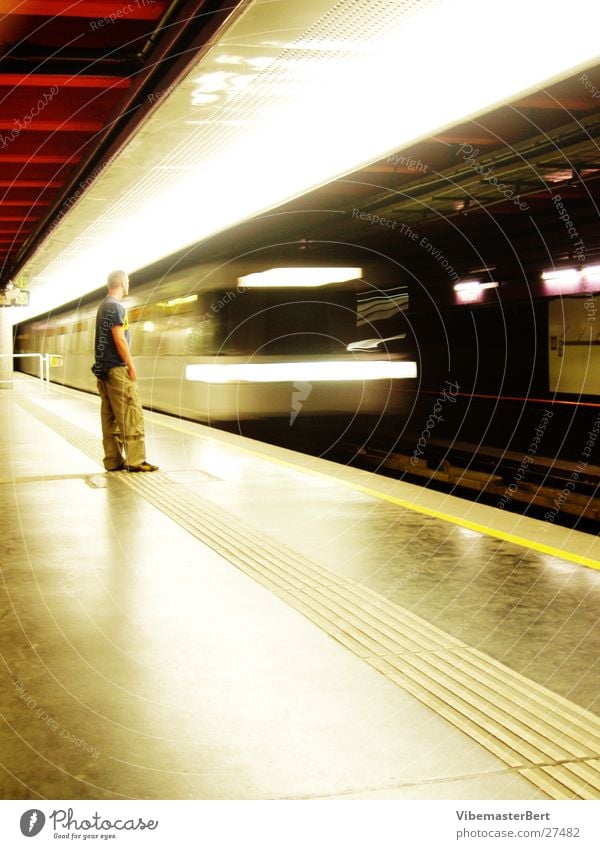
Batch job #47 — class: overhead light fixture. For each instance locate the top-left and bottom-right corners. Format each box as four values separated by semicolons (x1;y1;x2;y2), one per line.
165;295;198;307
186;360;417;383
454;280;499;291
238;267;362;288
580;264;600;285
190;92;220;106
192;71;229;90
453;280;499;304
541;268;579;285
541;265;600;294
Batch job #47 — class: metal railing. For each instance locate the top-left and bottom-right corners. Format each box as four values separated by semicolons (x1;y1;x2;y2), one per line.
0;353;51;387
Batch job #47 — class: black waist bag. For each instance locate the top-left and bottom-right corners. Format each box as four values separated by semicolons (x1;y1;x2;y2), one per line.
91;363;109;380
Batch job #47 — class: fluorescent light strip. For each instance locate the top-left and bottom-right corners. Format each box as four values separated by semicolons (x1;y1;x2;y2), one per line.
238;267;362;288
582;264;600;280
186;360;417;383
454;281;499;291
541;269;579;284
541;265;600;293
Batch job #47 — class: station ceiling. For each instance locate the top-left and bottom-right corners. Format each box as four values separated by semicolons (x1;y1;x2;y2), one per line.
0;0;240;284
192;65;600;298
3;0;600;317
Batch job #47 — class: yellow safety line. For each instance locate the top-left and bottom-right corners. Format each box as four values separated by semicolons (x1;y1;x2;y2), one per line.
146;412;600;572
37;382;599;572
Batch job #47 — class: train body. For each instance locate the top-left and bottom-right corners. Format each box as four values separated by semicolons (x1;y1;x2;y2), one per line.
15;261;418;425
14;253;600;473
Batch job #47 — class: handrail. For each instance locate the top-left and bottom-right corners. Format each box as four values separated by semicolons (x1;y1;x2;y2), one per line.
0;353;50;387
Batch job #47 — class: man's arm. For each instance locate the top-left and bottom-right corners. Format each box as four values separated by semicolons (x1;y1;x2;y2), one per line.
111;325;136;381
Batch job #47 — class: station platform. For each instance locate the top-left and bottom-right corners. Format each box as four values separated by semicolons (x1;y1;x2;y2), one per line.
1;374;600;801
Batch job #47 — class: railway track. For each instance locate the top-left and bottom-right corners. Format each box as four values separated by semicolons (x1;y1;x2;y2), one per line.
243;418;600;529
341;437;600;526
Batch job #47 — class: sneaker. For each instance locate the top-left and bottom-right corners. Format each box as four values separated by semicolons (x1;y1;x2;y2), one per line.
126;461;159;473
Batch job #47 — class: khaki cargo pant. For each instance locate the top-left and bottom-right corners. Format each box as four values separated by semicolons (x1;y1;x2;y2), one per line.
97;366;146;469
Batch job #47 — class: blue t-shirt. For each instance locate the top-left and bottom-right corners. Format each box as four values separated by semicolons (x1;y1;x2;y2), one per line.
94;296;129;369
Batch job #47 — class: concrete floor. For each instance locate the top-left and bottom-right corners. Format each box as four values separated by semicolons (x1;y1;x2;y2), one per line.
3;378;596;799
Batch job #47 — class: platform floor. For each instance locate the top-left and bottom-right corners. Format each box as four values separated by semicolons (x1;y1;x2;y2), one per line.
1;375;599;800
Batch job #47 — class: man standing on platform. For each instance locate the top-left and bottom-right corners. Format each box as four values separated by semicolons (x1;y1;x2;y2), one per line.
91;269;158;473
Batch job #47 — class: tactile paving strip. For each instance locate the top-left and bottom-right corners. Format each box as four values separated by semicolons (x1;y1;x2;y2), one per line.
16;391;600;799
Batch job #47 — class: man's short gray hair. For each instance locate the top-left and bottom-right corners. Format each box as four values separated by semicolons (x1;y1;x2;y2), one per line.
107;269;127;291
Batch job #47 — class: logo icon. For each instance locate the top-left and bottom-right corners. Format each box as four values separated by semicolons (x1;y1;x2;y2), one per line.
19;810;45;837
291;381;312;425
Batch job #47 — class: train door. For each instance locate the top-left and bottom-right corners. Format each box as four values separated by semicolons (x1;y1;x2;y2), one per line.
548;295;600;394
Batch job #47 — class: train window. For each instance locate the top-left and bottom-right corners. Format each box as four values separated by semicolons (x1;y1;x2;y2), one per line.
156;315;191;355
225;291;357;354
155;294;198;317
128;323;149;357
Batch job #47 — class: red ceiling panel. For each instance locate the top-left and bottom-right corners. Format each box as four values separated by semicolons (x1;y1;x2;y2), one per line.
0;118;104;130
0;153;81;164
0;73;131;87
0;1;167;19
0;0;244;284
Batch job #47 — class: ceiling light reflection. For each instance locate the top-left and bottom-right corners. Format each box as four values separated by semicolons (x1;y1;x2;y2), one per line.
238;267;362;288
186;360;417;383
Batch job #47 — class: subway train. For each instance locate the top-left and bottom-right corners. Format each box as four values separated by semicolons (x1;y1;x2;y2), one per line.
14;259;418;427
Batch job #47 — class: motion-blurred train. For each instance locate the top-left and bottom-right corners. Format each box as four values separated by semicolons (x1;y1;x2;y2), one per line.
15;259;418;425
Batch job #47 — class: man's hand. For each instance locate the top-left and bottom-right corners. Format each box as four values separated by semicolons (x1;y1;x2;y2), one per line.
127;362;136;381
